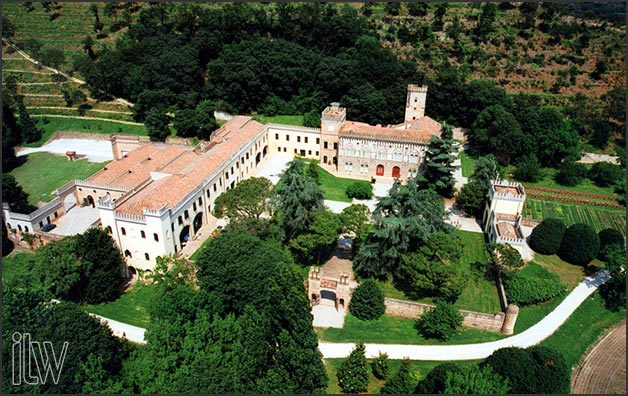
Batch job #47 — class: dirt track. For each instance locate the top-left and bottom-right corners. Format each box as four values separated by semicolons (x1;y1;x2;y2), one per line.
571;320;626;394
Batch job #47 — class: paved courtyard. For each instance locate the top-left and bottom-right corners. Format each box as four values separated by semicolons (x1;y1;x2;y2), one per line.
254;154;291;184
17;138;114;163
312;305;347;329
49;205;100;236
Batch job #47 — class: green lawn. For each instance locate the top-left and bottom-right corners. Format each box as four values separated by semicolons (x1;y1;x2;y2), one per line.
28;116;148;147
251;114;304;126
518;167;618;197
376;231;501;314
324;357;481;394
84;282;158;328
316;313;506;345
9;152;108;206
540;291;625;369
459;151;476;177
523;198;625;236
316;164;365;202
531;253;587;290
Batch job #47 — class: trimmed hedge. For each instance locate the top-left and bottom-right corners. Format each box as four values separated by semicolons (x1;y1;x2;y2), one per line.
558;223;600;266
345;181;374;200
598;228;625;260
529;218;566;255
504;266;566;306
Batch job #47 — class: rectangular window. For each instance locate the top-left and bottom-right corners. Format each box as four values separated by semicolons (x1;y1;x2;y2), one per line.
324;142;328;149
297;136;301;143
316;151;319;156
294;149;297;153
278;147;281;152
141;230;146;238
334;143;338;150
308;150;312;155
145;253;150;261
283;147;287;152
316;138;320;144
305;137;308;143
286;135;290;141
213;183;217;192
154;233;159;242
275;133;279;140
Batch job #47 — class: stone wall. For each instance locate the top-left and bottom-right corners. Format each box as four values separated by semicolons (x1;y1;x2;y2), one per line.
384;298;506;333
50;131;114;141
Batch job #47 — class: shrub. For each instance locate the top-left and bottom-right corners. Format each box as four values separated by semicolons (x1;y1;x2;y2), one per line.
349;279;386;321
513;154;544;182
336;342;369;393
558;223;600;266
597;228;625;260
415;363;463;394
504;269;565;306
380;359;415;394
415;300;463;340
529;218;566;254
371;352;389;380
529;346;571;394
555;161;587;186
345;181;373;200
588;161;623;187
482;347;537;394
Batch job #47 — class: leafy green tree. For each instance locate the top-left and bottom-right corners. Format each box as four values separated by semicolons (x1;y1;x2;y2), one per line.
2;222;14;256
345;180;373;199
597;228;625;260
407;2;428;17
423;129;457;197
173;108;198;137
433;3;448;30
303;108;321;128
145;108;171;141
150;254;196;291
306;161;320;184
381;359;415;394
529;346;570;394
383;2;401;16
349;279;386;321
473;2;497;41
354;180;454;279
529;218;566;255
2;174;37;213
482;347;537;394
469;105;529;165
598;244;627;312
289;209;342;264
444;365;509;394
340;204;370;234
337;342;369;393
195;100;220;140
371;352;389;380
469;155;499;190
485;243;524;279
274;158;324;239
587;161;623;187
555;160;587;186
456;181;486;217
558;223;600;266
40;47;65;70
513;154;544;182
415;363;463;394
213;177;273;221
81;35;96;59
415;300;463;340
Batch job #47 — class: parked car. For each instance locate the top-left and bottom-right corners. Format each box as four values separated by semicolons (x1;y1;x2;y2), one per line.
41;223;57;232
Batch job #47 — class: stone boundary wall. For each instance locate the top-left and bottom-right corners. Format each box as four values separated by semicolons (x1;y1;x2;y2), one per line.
50;131;113;141
384;298;505;333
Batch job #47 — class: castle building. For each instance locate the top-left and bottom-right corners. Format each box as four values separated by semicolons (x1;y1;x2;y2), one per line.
483;181;527;255
3;85;444;272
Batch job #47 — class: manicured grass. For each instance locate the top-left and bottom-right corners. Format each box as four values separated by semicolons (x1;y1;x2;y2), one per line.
84;282;159;328
29;116;147;147
251;114;305;126
539;291;625;369
316;313;506;345
316;165;365;202
9;152;108;206
530;253;586;290
324;357;482;394
514;295;564;333
459;150;476;177
377;231;501;314
523;198;625;236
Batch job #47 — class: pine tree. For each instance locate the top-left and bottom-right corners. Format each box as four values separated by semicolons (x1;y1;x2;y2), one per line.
349;279;386;320
336;342;369;393
381;359;415;394
423;125;457;197
274;158;324;239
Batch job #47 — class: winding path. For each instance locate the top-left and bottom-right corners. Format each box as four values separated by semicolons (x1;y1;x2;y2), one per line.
95;270;611;361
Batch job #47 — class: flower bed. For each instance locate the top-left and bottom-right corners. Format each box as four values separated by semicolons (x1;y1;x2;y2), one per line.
526;192;625;209
524;185;618;202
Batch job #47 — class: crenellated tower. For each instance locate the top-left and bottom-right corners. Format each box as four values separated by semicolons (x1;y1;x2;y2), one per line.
404;84;428;122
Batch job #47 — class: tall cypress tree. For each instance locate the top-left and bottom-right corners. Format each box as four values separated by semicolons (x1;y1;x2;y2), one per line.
423;124;457;197
336;342;369;393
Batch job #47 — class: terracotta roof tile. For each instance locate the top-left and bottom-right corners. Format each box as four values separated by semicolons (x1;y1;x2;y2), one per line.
340;116;441;143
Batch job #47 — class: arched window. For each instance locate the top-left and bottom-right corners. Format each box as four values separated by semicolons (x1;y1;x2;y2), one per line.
376;164;385;176
106;226;112;234
409;151;419;164
124;250;132;258
392;166;401;178
344;144;354;157
140;230;146;239
361;149;370;158
144;253;150;261
377;149;386;160
393;150;402;161
121;227;126;235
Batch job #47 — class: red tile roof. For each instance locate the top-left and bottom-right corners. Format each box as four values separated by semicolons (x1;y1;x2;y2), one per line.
340;116;441;143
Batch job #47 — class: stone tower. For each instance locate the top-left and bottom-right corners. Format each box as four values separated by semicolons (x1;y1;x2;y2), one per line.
404;84;428;122
319;102;346;170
